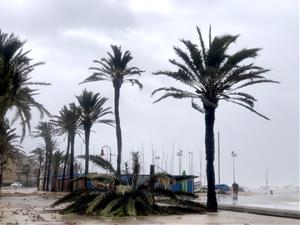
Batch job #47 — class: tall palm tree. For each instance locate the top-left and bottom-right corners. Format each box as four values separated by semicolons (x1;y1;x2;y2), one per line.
33;122;56;191
0;30;50;141
52;103;81;192
76;89;114;180
51;106;72;191
29;147;45;190
51;150;64;192
82;45;144;175
152;27;278;211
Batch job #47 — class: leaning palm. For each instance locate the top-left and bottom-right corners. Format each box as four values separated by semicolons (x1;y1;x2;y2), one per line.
52;152;205;216
32;121;56;191
0;30;50;141
51;150;64;192
76;89;114;179
29;147;45;190
64;103;82;192
152;26;278;211
51;105;72;191
81;45;144;176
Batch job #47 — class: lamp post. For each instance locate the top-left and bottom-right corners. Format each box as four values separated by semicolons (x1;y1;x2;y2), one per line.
231;151;237;183
177;150;183;175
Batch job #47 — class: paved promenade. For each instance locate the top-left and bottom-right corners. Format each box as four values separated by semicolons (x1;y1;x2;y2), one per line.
0;189;299;225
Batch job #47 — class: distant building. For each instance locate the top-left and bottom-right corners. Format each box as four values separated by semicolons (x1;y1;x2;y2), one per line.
3;154;37;187
57;174;197;193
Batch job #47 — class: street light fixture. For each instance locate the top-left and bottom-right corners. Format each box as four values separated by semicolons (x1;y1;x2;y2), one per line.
177;150;183;175
154;156;160;166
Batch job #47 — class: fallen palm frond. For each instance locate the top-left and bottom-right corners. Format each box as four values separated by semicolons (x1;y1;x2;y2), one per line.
52;152;207;216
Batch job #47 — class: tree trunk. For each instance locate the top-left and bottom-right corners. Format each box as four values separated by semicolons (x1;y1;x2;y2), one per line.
46;147;53;191
114;86;122;176
37;161;41;191
61;135;70;191
51;165;58;192
42;152;48;191
204;105;218;211
69;133;75;192
0;163;3;191
84;125;91;188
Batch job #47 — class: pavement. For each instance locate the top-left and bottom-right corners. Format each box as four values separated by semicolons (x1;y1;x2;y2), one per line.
0;188;299;225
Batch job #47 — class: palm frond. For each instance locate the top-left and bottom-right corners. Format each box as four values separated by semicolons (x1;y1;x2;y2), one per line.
51;189;87;207
191;99;205;113
78;154;116;173
228;99;269;120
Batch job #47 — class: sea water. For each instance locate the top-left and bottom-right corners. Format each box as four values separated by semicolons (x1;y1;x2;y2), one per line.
216;184;300;211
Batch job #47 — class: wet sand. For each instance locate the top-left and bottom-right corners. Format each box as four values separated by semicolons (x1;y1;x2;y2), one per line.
0;188;299;225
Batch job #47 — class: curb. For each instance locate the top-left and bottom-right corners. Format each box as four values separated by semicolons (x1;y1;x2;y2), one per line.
218;204;300;219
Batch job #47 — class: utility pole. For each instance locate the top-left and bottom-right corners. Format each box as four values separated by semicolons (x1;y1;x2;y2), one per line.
218;132;221;187
171;142;175;174
231;151;237;183
266;169;269;194
151;142;154;165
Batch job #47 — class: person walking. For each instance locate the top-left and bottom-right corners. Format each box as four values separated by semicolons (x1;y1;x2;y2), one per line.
232;182;239;200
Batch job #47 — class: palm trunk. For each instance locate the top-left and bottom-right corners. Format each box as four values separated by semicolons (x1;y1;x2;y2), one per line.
204;105;218;211
114;86;122;176
61;135;70;191
69;133;75;192
0;163;3;191
84;126;91;188
37;161;42;191
51;165;58;192
42;152;48;191
46;148;52;191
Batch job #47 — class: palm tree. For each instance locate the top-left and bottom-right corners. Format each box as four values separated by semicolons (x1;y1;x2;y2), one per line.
66;103;81;192
51;106;72;191
51;150;64;192
0;30;50;141
76;89;114;181
33;122;56;191
0;119;23;189
82;45;144;176
152;27;278;211
29;147;45;190
52;103;81;192
52;152;205;216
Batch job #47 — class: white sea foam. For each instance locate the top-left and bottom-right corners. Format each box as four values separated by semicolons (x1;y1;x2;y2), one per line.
217;184;300;211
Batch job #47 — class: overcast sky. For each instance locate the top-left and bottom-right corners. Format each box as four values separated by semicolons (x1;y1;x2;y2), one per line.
1;0;298;186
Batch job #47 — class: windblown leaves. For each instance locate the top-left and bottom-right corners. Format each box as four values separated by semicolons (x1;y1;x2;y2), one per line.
152;26;279;119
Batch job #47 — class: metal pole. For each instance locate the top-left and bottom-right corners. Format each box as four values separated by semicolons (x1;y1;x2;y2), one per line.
233;156;235;183
171;142;175;174
266;169;269;194
218;132;221;186
188;151;193;175
199;150;202;186
231;151;237;184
